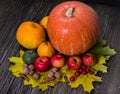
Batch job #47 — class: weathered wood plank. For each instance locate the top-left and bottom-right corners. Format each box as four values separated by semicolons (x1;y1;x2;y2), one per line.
94;5;112;39
0;0;34;93
95;7;120;94
0;0;119;94
0;0;57;94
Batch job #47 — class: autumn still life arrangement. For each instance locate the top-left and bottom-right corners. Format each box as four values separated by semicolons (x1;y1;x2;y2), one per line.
8;1;116;93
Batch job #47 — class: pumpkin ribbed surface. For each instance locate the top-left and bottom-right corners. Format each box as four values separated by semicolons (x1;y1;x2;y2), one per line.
47;1;100;55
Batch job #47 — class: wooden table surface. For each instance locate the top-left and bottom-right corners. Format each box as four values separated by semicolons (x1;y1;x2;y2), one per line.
0;0;120;94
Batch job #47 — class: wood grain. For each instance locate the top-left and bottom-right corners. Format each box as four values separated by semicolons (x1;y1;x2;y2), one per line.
0;0;120;94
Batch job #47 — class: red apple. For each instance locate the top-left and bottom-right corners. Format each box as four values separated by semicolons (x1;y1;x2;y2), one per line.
51;54;65;68
67;56;82;70
34;56;51;72
82;53;96;66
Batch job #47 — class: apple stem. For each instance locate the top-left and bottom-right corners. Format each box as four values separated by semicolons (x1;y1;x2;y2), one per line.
40;60;43;63
73;58;77;62
65;8;74;17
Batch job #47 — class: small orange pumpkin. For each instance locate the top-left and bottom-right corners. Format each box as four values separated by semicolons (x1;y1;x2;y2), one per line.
16;21;46;49
40;16;48;29
47;1;100;55
37;41;55;57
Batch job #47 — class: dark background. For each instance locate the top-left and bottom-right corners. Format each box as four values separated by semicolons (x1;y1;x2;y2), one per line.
80;0;120;6
0;0;120;94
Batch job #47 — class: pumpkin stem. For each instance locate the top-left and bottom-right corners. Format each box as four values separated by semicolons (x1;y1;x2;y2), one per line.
32;24;37;28
44;41;48;45
65;8;74;17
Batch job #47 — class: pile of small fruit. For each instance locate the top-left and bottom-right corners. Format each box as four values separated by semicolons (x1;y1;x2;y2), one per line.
21;49;96;82
14;12;98;83
15;0;100;83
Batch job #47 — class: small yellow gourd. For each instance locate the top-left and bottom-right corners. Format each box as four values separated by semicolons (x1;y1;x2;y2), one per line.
37;41;55;57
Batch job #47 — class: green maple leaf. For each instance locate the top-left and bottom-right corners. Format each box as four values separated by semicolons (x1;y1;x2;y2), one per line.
90;40;117;73
90;40;116;56
91;56;107;73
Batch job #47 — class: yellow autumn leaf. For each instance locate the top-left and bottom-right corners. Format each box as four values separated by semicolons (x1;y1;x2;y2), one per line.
91;56;108;73
9;50;66;91
69;74;102;93
60;64;102;93
9;50;24;77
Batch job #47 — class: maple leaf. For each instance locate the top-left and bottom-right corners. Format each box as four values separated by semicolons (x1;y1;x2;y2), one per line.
69;74;102;93
9;50;24;77
24;70;66;91
90;40;116;56
90;40;117;73
91;56;107;73
8;40;117;93
9;50;66;91
23;71;55;91
60;64;102;93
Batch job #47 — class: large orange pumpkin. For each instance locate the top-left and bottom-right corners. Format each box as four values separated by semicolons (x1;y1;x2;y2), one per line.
47;1;100;56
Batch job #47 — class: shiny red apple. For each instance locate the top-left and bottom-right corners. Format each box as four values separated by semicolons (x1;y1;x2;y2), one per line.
67;56;82;70
34;56;51;72
51;54;65;68
82;53;96;66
